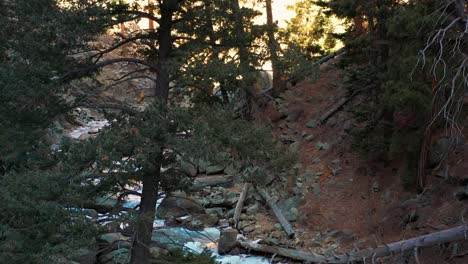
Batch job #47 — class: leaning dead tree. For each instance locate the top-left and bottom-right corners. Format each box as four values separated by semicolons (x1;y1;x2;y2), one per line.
415;0;467;188
238;224;468;263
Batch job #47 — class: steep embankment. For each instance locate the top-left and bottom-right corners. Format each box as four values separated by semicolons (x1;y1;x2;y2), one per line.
256;60;468;263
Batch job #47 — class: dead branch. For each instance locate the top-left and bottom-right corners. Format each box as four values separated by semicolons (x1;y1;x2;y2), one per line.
234;183;250;228
256;186;295;238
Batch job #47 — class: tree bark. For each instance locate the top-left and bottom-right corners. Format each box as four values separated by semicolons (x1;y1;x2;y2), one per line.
130;160;161;264
265;0;282;98
131;1;175;263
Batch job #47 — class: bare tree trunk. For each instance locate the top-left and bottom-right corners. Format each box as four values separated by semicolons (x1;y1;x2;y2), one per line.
238;225;468;263
256;186;295;238
238;240;327;263
325;225;468;263
265;0;282;98
234;183;250;228
206;0;229;104
231;0;255;118
131;1;175;263
130;160;161;264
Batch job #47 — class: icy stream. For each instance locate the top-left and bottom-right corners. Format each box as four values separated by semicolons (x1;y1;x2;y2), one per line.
70;120;272;263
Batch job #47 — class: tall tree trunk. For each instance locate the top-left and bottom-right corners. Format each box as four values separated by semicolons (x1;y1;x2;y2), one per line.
206;0;229;104
154;2;174;101
231;0;255;118
265;0;282;98
131;2;175;263
130;162;161;264
148;0;155;31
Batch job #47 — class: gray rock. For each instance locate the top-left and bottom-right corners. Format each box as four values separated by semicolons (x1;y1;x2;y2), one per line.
429;138;452;166
289;141;300;153
243;226;255;233
180;160;197;177
206;165;225;175
71;248;96;264
306;119;318;128
246;204;259;215
316;141;330;150
158;195;205;219
99;248;129;264
305;134;316;142
198;159;209;174
149;246;168;259
97;233;129;244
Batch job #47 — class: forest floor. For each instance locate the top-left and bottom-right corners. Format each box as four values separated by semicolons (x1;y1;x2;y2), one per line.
254;60;468;263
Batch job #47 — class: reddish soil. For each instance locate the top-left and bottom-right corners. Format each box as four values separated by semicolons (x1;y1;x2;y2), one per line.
255;61;468;263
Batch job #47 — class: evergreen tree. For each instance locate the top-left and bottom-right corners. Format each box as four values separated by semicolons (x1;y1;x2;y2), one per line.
317;0;466;189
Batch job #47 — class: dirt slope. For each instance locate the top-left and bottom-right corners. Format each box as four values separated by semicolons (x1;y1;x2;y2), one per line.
256;61;468;263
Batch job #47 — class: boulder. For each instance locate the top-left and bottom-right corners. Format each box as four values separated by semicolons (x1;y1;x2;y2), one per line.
158;194;205;218
306;119;318;128
180;160;197;177
71;248;97;264
97;233;129;244
429;137;452;166
99;248;129;264
206;165;225;175
218;229;239;255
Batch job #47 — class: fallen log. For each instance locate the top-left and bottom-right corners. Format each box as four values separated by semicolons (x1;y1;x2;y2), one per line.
256;186;295;238
324;224;468;263
238;240;327;263
192;174;233;189
237;225;468;263
234;183;250;228
317;97;349;125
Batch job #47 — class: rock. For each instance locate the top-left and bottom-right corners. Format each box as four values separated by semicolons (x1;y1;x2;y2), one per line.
404;210;419;223
455;186;468;200
240;213;248;221
158;195;205;218
99;248;129;264
289;141;300;153
429;137;452;166
246;204;259;215
198;159;209;174
312;158;321;164
306;119;318;128
305;134;316;142
190;216;204;229
288;207;300;221
150;246;168;259
372;181;380;192
315;141;330;150
71;248;96;264
194;213;219;227
243;226;255;233
180;160;197;177
286;106;304;122
219;229;239;255
224;164;239;175
97;233;129;244
280;134;295;144
205;207;226;216
271;230;283;239
343;120;353;132
327;117;337;127
206;165;225;175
